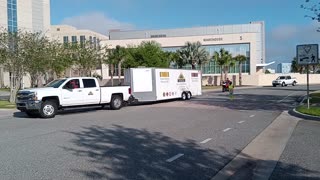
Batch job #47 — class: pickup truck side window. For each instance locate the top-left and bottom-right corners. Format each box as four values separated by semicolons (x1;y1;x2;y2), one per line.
83;79;96;88
63;79;80;89
286;76;291;80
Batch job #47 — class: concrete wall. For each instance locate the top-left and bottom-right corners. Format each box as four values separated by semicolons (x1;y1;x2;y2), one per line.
203;73;320;86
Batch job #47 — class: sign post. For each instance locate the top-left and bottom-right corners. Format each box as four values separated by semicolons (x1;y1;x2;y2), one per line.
297;44;319;109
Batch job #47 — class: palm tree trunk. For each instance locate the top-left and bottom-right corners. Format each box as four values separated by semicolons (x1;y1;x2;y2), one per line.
224;66;228;81
191;63;196;70
239;63;242;86
220;66;223;85
118;62;122;85
110;64;114;86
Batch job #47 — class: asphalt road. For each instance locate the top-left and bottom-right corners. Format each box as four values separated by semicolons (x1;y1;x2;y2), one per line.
0;85;318;180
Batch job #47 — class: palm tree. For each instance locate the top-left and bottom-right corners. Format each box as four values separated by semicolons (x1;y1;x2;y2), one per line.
106;45;127;86
178;41;210;70
233;54;247;86
213;48;233;84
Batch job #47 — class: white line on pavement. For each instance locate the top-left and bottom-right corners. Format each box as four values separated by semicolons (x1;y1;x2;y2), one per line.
250;115;255;118
223;128;232;132
200;138;212;144
166;153;184;162
238;121;245;124
278;92;298;103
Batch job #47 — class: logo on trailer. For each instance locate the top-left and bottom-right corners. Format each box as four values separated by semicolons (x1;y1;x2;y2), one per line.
178;73;186;82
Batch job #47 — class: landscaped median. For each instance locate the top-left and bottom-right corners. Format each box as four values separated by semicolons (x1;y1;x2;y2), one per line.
293;91;320;120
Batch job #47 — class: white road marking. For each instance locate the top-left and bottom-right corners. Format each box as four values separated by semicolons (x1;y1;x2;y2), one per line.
200;138;212;144
238;121;245;124
223;128;232;132
250;115;255;118
166;153;184;162
278;92;298;103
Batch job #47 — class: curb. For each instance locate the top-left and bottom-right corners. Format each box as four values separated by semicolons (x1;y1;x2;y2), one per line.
289;108;320;122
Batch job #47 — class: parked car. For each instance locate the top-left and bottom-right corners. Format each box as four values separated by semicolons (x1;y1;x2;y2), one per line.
272;76;297;87
16;77;132;118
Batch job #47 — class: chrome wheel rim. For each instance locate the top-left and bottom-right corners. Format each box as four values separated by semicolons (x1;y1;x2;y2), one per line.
182;94;186;99
43;105;54;116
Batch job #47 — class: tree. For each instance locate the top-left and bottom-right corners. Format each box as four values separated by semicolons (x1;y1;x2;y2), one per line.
0;30;29;102
71;41;101;77
123;41;170;68
233;54;247;86
178;41;210;69
213;48;233;84
47;41;73;79
301;0;320;32
23;32;51;87
106;45;127;86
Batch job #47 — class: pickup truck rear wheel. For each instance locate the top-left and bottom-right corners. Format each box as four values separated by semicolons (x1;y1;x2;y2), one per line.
292;81;297;86
39;100;57;118
110;95;123;110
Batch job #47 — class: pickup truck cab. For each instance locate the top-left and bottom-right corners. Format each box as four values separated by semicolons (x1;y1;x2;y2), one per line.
16;77;131;118
272;76;297;87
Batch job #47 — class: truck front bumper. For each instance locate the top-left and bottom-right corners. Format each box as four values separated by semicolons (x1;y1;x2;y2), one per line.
16;100;42;112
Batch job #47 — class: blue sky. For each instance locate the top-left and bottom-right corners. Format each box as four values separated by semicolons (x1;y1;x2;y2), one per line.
51;0;320;65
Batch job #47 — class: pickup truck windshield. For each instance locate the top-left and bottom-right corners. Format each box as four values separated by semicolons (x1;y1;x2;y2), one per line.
277;76;285;80
45;79;66;88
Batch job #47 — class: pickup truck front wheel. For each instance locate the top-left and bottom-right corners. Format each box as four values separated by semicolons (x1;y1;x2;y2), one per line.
110;95;123;110
281;82;285;87
40;100;57;118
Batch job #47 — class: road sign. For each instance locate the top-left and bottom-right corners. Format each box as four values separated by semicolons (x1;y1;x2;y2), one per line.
297;44;319;65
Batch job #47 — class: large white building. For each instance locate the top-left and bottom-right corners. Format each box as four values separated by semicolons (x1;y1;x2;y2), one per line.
103;21;268;77
51;25;109;44
0;0;51;88
0;0;51;33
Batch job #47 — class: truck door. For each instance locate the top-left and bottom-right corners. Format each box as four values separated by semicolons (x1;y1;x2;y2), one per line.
61;79;83;106
82;78;100;104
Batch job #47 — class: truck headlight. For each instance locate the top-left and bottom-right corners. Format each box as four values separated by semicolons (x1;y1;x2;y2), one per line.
29;92;38;101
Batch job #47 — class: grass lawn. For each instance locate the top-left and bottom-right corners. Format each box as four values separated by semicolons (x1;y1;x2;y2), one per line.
296;105;320;116
303;92;320;104
0;101;15;109
0;88;10;92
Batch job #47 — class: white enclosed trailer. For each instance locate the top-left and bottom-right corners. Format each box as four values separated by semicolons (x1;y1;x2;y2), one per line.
125;68;202;102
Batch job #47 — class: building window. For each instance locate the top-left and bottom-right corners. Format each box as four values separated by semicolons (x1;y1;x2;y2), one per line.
93;37;97;48
163;43;251;75
80;36;85;43
72;36;77;44
57;28;60;31
151;34;167;38
63;36;69;43
7;0;18;33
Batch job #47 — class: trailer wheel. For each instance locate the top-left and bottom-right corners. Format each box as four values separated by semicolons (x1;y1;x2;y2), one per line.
110;95;123;110
181;92;187;101
186;92;192;100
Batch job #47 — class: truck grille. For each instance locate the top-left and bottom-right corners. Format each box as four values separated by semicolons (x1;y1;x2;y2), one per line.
17;92;30;101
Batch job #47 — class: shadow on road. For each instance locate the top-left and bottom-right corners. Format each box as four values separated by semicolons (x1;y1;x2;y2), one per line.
62;125;318;179
190;93;303;111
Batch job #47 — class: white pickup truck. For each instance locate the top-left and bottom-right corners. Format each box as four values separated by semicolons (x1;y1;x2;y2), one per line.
272;76;297;87
16;77;132;118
